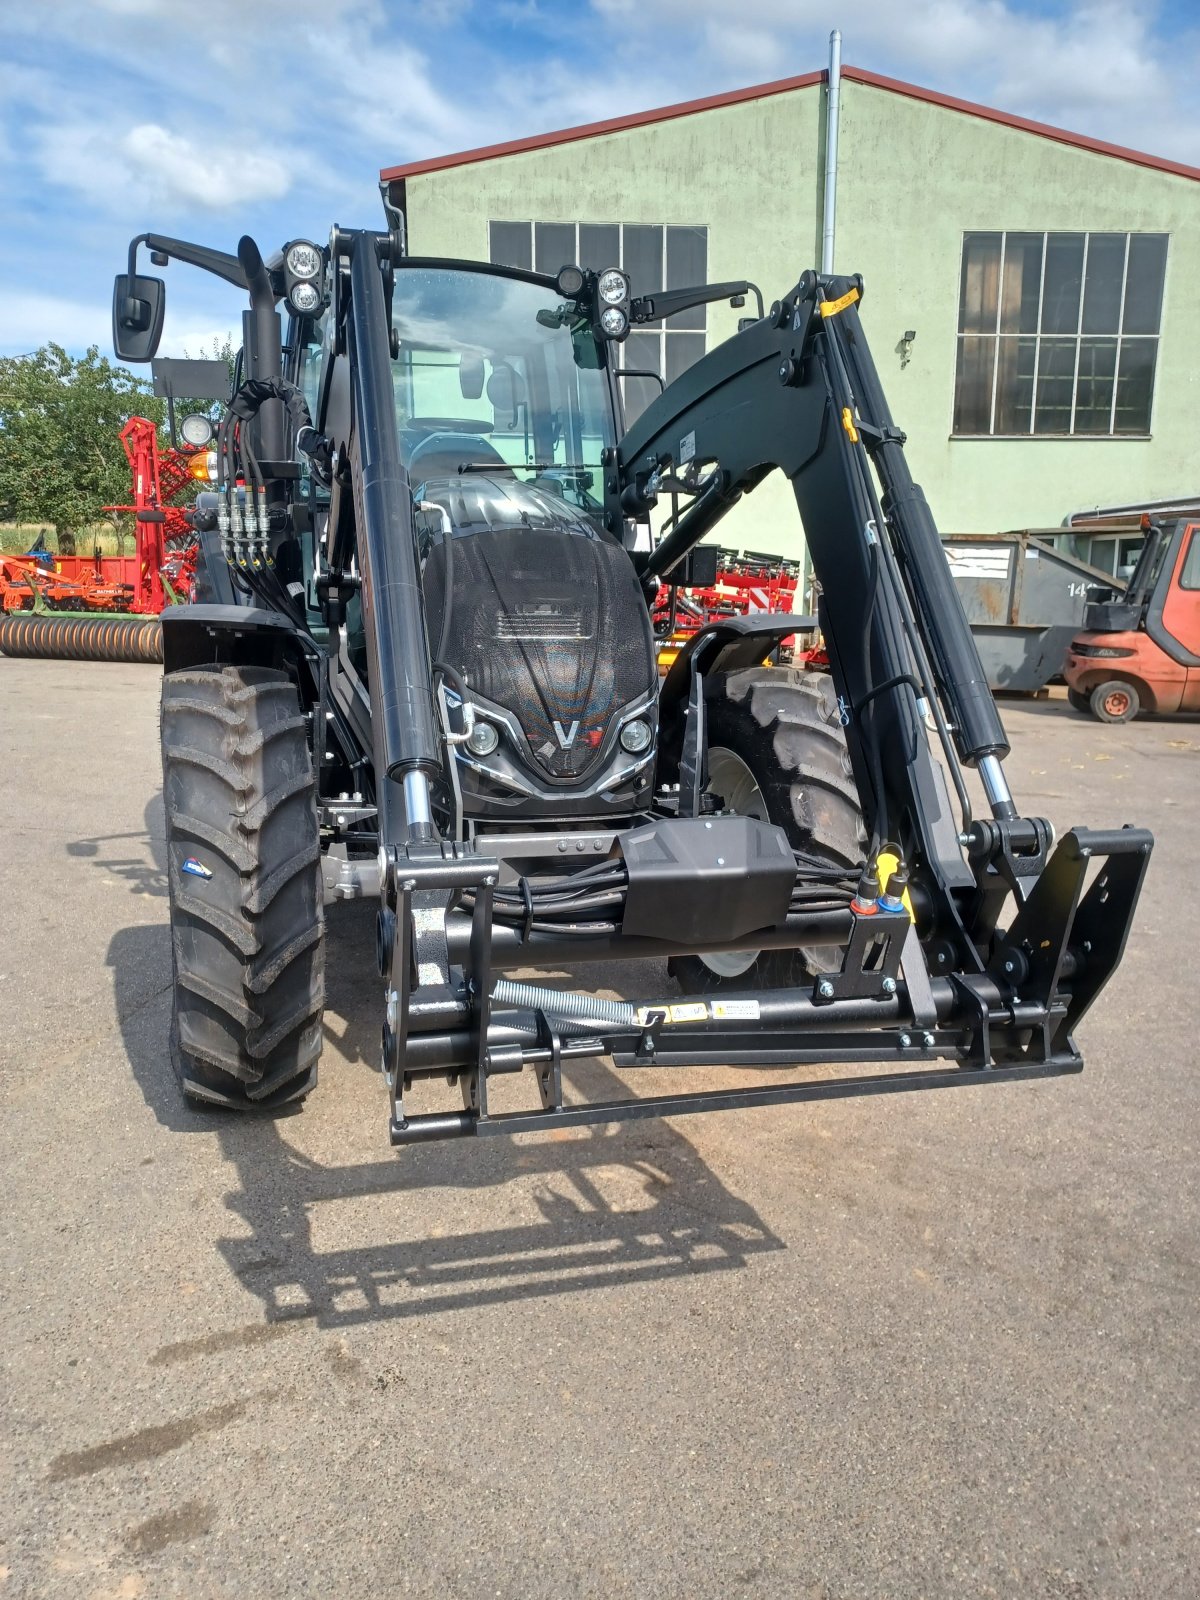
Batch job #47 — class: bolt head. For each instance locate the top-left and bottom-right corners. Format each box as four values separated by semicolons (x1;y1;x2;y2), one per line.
898;1033;912;1049
882;976;897;994
817;979;835;1000
921;1031;935;1048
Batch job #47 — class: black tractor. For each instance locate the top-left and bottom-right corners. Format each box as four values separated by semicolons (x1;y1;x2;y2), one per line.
111;202;1150;1145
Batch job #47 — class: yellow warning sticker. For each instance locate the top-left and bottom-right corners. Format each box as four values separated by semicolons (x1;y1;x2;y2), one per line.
819;286;861;319
635;999;762;1026
636;1002;709;1026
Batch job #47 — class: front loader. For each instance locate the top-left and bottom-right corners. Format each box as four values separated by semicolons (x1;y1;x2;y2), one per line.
111;209;1151;1146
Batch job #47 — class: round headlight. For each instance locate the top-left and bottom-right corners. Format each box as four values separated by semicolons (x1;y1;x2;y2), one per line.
556;264;585;297
466;719;499;757
286;241;322;280
288;281;321;315
619;717;652;754
598;268;629;305
179;412;214;448
600;306;628;338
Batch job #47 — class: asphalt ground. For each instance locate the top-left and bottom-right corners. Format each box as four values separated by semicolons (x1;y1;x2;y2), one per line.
1;658;1197;1600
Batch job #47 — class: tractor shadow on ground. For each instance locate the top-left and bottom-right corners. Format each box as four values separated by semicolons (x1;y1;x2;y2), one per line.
109;896;784;1331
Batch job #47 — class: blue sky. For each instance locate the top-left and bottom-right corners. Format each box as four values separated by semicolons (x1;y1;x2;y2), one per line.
1;0;1197;359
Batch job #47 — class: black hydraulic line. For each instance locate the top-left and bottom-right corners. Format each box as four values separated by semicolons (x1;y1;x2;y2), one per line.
345;233;441;796
826;293;1009;764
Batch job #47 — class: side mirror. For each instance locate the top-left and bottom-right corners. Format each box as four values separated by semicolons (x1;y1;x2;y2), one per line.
112;273;165;363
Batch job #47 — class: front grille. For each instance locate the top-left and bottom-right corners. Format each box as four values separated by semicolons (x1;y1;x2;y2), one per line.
496;606;588;643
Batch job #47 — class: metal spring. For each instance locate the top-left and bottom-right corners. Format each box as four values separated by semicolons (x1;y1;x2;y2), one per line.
0;614;163;665
490;978;637;1029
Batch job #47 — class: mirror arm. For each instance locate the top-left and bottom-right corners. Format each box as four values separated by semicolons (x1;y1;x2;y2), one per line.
630;280;765;325
130;233;249;291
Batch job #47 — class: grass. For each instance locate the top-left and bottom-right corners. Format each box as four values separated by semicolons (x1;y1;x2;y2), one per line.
0;521;130;557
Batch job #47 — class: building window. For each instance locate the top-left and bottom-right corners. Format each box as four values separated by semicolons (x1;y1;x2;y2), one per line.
489;221;708;421
953;231;1168;437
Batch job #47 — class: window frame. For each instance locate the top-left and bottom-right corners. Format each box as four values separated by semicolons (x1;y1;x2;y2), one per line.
952;230;1167;440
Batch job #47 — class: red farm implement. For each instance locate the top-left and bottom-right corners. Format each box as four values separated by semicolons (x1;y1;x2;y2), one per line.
652;547;810;670
0;417;204;662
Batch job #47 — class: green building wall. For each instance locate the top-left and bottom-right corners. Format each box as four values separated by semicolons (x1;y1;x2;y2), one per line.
400;77;1200;565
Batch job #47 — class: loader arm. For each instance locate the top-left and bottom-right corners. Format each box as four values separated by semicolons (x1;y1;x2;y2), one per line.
611;273;1024;949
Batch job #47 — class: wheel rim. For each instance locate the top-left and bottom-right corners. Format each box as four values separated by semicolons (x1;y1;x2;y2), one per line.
698;748;767;978
1103;688;1131;718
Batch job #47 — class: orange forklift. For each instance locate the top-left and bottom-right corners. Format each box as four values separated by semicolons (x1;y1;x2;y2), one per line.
1064;517;1200;721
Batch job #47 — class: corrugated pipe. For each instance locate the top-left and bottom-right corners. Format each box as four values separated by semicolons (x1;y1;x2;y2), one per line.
0;614;163;664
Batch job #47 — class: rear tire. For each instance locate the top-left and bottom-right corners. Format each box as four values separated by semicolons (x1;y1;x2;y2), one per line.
1089;678;1140;724
670;668;866;994
1067;688;1091;715
160;665;325;1109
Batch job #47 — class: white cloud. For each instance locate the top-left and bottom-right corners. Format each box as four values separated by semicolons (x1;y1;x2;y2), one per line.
0;292;114;356
35;121;293;214
591;0;1200;165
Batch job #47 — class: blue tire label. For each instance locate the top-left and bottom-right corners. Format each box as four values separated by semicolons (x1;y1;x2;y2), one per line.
181;856;213;880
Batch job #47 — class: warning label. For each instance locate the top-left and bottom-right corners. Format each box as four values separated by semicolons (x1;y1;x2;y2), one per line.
634;999;761;1026
710;999;761;1021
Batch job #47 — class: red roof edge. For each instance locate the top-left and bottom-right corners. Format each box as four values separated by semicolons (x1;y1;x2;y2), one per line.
379;70;823;181
842;66;1200;183
381;63;1200;187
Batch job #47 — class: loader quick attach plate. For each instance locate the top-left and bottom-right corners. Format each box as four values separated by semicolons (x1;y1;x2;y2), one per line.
385;825;1152;1147
620;815;795;944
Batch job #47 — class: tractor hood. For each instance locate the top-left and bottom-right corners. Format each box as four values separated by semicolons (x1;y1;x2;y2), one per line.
418;476;658;789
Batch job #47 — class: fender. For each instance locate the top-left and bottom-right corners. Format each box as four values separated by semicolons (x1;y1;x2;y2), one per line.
161;603;314;679
656;612;815;786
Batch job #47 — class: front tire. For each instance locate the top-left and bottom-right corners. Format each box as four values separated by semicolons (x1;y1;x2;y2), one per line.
161;665;325;1109
670;668;866;994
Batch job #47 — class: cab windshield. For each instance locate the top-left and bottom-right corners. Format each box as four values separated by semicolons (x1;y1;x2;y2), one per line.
389;266;615;518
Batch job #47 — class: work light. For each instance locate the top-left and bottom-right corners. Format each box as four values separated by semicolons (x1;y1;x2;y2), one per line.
598;268;629;305
285;242;322;280
288;280;321;315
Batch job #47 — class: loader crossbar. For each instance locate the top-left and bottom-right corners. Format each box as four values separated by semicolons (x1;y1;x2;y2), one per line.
385;824;1149;1145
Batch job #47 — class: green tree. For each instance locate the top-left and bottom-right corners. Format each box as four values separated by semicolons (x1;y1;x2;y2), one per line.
0;344;161;552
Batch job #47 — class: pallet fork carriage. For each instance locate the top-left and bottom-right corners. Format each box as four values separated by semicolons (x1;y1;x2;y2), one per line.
113;218;1151;1147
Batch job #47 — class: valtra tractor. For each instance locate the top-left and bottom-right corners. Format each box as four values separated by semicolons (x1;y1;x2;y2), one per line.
111;203;1151;1147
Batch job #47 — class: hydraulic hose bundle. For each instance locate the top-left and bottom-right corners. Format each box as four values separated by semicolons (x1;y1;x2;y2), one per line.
214;375;313;618
461;850;859;939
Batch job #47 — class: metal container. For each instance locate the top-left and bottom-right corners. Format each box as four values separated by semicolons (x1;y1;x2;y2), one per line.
941;531;1119;693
